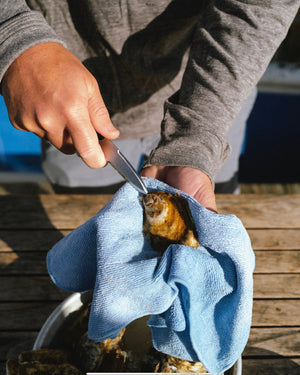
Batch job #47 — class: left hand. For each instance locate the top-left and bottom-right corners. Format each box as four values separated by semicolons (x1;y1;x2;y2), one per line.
141;166;217;212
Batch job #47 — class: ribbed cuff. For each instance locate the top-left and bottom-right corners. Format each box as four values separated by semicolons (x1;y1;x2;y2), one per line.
0;10;67;83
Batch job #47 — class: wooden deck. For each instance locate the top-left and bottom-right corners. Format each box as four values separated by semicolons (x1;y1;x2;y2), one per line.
0;194;299;374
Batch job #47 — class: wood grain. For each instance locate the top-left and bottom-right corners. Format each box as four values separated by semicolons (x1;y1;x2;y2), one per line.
254;251;300;273
217;194;300;228
0;299;298;330
252;300;300;326
0;274;298;300
1;229;299;252
0;302;61;330
0;253;47;274
254;274;300;298
245;327;300;357
248;229;300;250
1;250;299;274
0;230;69;252
0;332;37;361
0;277;70;301
1;194;299;229
0;195;112;229
242;358;300;375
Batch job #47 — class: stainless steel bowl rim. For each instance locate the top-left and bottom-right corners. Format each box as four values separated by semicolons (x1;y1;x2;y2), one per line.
33;292;242;375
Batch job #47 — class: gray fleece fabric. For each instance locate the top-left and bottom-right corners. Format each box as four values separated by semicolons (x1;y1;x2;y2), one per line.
0;0;299;182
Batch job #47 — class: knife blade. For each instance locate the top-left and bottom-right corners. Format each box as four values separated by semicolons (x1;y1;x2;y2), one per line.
98;135;148;195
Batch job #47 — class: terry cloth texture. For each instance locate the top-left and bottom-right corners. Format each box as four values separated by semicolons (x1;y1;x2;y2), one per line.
47;177;255;375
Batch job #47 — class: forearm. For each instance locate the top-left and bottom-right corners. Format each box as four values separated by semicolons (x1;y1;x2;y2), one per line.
0;0;66;84
147;0;300;182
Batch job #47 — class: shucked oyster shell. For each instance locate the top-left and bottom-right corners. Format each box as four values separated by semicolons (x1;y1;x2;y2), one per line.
141;191;199;253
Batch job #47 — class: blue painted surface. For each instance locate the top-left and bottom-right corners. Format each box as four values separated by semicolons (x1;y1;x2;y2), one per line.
0;96;42;172
239;92;300;183
0;92;299;181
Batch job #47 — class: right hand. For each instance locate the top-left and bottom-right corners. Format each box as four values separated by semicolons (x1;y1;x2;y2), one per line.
141;165;218;212
1;42;119;168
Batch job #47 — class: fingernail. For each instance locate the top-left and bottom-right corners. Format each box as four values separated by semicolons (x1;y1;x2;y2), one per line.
106;122;119;134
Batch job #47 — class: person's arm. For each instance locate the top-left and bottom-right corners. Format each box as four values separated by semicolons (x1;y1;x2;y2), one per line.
143;1;300;205
0;0;119;168
0;0;65;83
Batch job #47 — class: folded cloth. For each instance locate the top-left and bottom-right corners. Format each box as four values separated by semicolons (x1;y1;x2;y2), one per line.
47;177;255;375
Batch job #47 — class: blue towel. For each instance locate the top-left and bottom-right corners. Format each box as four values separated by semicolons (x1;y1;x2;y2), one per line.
47;177;255;375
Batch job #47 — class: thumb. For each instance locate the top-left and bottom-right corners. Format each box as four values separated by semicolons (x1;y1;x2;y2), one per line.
88;84;119;139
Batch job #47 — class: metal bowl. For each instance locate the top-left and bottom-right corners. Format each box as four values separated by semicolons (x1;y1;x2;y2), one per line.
33;292;242;375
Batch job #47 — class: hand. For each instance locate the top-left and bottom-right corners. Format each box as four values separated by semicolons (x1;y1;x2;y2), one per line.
141;166;217;212
1;42;119;168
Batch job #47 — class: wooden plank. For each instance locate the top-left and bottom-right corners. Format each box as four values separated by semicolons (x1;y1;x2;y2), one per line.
1;273;299;301
1;229;300;273
248;229;300;250
1;248;299;276
0;230;70;252
1;249;298;275
245;327;300;357
239;183;300;195
1;229;299;252
0;195;112;229
254;251;300;273
0;332;37;361
217;194;300;229
1;228;299;253
0;277;70;301
252;300;300;326
0;253;47;274
253;274;300;298
0;302;62;330
0;362;6;375
242;358;300;375
0;299;299;329
0;194;300;230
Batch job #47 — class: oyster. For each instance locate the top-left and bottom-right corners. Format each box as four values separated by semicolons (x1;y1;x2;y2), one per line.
141;191;199;253
142;191;209;373
18;348;71;365
155;354;207;373
6;349;83;375
6;361;83;375
73;328;127;372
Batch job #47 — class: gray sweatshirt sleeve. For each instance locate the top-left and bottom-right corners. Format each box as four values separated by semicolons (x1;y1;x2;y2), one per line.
146;0;300;182
0;0;66;83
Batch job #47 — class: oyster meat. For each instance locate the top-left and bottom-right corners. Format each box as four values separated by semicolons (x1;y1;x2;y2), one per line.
155;354;207;373
141;191;199;253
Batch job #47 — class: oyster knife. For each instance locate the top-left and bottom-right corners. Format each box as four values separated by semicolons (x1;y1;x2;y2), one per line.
98;134;148;195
